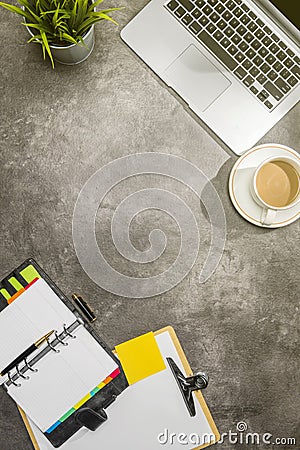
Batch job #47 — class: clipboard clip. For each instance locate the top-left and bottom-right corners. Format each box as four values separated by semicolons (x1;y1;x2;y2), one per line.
167;357;209;417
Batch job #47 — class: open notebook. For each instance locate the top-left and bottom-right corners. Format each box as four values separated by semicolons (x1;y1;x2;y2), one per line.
0;278;118;433
22;328;220;450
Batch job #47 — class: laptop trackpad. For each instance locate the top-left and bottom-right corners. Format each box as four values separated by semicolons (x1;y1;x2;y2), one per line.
164;45;231;111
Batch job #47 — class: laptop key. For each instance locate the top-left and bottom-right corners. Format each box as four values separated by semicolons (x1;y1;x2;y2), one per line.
284;58;293;68
217;19;227;30
249;11;257;20
229;18;239;28
266;54;276;65
167;0;179;11
244;32;254;43
294;56;300;65
258;92;267;102
192;9;201;19
215;3;225;14
234;66;247;79
241;14;250;25
261;63;270;73
277;51;286;61
258;47;268;57
250;86;258;95
243;75;254;87
177;0;194;12
195;0;205;7
242;59;252;70
264;81;284;101
189;21;201;33
291;65;300;79
269;43;279;54
279;41;287;50
271;33;279;42
262;36;272;47
182;13;193;25
257;73;267;84
210;13;220;23
286;49;295;58
207;23;217;34
198;30;238;70
222;11;233;21
280;68;290;79
264;26;272;35
246;48;255;59
251;39;261;50
232;34;242;44
221;37;230;48
228;45;238;55
239;41;249;51
224;27;234;37
226;1;235;11
248;21;258;32
273;61;283;71
199;16;209;25
175;6;186;17
268;70;277;81
253;55;263;67
233;7;243;18
208;0;218;5
213;30;224;41
250;67;259;77
275;78;291;94
237;25;247;35
203;5;213;15
241;4;250;12
235;52;245;63
256;18;264;27
265;100;273;109
254;29;264;39
287;75;298;87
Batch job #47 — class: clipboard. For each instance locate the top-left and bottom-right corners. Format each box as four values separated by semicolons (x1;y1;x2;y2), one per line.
19;326;220;450
0;259;128;448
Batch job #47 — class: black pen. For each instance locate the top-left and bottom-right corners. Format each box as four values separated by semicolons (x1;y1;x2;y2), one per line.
72;293;97;323
0;330;55;377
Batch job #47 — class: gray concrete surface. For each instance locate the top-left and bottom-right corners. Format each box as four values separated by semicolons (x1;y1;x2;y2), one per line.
0;1;299;449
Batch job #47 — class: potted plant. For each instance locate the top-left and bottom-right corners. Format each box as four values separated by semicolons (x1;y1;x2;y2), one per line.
0;0;121;67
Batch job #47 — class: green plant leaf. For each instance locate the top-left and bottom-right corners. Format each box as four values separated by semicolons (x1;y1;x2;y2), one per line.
40;30;54;68
61;32;78;44
0;2;31;20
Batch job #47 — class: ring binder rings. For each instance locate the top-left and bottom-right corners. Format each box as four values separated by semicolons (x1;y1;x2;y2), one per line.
4;319;84;388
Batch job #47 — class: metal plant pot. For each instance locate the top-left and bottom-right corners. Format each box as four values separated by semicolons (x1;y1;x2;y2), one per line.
25;15;95;65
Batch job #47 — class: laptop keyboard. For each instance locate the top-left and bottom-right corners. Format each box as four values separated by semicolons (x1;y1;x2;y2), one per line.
165;0;300;111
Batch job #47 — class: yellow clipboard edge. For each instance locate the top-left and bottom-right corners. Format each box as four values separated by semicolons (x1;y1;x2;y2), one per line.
18;326;220;450
18;406;40;450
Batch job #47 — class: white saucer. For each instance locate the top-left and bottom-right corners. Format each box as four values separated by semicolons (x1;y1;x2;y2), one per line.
229;143;300;228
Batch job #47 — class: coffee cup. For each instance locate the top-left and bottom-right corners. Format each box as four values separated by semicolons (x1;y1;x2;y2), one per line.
251;155;300;225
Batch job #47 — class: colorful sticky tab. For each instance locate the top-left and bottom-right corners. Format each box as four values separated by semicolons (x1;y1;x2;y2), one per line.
19;265;41;284
45;368;120;434
115;332;166;385
8;277;23;291
0;289;10;301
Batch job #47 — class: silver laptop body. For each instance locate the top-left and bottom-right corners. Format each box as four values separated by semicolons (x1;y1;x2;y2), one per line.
121;0;300;154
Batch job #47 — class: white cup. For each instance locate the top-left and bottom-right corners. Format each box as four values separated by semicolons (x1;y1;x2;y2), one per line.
251;156;300;225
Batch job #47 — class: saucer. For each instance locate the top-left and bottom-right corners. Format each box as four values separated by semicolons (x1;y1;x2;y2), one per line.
229;144;300;228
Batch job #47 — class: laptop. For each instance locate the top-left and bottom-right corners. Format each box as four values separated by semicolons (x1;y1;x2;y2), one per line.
121;0;300;154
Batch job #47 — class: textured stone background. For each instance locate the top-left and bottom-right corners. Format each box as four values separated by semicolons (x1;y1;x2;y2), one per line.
0;1;299;449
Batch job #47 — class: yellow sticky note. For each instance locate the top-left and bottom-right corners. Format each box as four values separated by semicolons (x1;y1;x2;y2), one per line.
20;265;41;283
115;332;166;385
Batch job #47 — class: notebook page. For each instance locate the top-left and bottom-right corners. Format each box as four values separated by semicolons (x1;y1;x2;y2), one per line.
7;325;118;431
0;279;75;371
26;331;217;450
